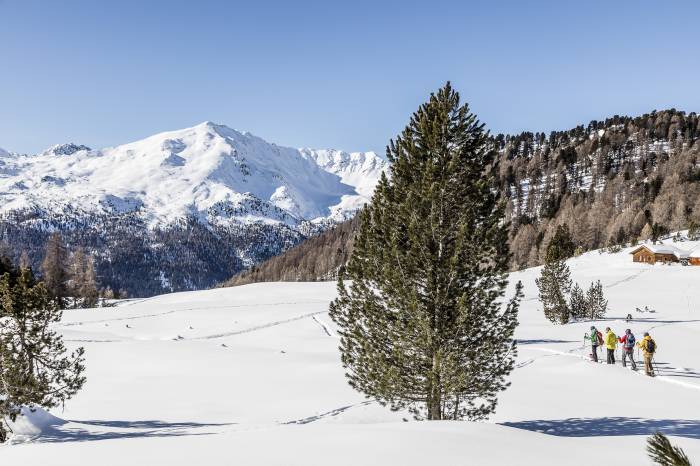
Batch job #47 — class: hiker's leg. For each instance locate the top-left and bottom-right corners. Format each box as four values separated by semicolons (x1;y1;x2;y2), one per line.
592;345;598;362
621;350;627;367
630;351;637;370
644;355;652;376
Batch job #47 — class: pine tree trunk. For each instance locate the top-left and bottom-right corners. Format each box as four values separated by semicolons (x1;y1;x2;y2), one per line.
428;352;442;420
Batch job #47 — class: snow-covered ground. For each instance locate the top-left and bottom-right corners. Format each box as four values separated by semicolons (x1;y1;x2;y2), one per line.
3;243;700;464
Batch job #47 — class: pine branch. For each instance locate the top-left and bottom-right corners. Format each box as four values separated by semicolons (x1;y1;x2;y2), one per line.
647;433;692;466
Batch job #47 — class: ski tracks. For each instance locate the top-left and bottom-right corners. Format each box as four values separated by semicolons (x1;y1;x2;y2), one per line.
604;268;648;289
59;300;329;328
523;346;700;392
282;401;374;425
188;310;330;340
312;315;336;337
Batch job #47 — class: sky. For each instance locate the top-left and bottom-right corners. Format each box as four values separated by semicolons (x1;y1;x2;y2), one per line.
1;0;700;155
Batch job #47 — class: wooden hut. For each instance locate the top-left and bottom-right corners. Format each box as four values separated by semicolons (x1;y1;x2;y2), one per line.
689;249;700;266
630;244;689;264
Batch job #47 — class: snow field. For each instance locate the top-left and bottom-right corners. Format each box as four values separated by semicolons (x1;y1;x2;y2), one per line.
3;243;700;464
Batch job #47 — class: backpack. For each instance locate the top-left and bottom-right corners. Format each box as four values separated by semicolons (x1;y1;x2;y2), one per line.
596;330;603;346
647;339;656;354
625;334;636;348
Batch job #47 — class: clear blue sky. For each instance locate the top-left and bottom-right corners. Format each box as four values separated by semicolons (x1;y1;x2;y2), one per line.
2;0;699;154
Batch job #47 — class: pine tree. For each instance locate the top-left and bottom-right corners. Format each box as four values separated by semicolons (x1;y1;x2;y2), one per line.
546;225;576;262
647;433;692;466
586;280;608;319
0;267;86;442
536;258;572;324
329;83;522;421
40;233;69;308
569;282;587;320
650;223;670;244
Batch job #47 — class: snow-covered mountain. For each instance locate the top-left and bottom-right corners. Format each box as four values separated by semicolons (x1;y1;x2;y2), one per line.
0;122;387;226
0;123;387;297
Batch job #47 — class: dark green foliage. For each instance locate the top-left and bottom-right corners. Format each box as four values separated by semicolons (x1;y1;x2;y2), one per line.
586;280;608;320
647;432;692;466
330;83;522;421
536;258;572;324
0;267;86;442
650;223;670;244
546;225;576;262
569;283;587;320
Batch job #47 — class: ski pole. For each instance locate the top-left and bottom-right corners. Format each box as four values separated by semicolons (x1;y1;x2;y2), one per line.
652;354;660;375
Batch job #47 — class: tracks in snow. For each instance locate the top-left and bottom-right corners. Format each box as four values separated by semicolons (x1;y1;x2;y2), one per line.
604;268;648;289
60;300;329;328
282;401;374;425
188;310;330;340
522;346;700;392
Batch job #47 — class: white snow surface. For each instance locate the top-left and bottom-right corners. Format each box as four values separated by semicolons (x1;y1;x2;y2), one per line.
0;123;387;226
4;243;700;464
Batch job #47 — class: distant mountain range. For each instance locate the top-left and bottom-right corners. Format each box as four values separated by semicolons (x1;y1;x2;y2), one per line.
0;123;387;296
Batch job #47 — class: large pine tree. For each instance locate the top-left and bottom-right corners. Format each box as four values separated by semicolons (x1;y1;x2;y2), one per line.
330;83;522;421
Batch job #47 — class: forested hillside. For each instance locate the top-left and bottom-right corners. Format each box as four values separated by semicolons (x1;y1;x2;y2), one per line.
500;109;700;268
223;216;358;286
225;109;700;285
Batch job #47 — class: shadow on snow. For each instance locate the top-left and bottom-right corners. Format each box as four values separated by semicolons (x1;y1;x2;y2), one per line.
516;339;577;345
502;417;700;438
33;419;234;444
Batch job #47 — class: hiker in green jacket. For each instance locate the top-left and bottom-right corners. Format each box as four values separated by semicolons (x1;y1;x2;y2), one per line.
589;325;601;362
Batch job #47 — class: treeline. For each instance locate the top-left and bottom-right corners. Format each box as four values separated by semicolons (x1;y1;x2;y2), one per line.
0;208;313;297
224;109;700;286
2;232;102;308
223;216;358;286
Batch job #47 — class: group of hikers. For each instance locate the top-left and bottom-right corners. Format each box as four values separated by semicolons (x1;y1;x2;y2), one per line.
588;326;658;376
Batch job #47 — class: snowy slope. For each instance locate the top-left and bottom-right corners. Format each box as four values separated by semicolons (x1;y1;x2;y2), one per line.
3;244;700;464
0;123;387;226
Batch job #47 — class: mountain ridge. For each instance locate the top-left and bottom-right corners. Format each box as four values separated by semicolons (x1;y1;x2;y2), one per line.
0;121;387;227
0;122;387;296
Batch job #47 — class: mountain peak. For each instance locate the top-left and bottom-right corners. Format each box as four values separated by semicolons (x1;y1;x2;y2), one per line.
41;143;91;156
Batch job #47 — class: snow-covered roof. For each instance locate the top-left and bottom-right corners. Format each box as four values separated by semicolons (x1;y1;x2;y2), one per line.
689;248;700;258
631;243;689;259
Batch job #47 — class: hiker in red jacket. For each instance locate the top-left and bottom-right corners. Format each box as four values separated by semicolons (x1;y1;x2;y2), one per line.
618;329;637;370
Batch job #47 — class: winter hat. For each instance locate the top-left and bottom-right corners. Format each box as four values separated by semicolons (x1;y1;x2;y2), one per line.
643;332;649;336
